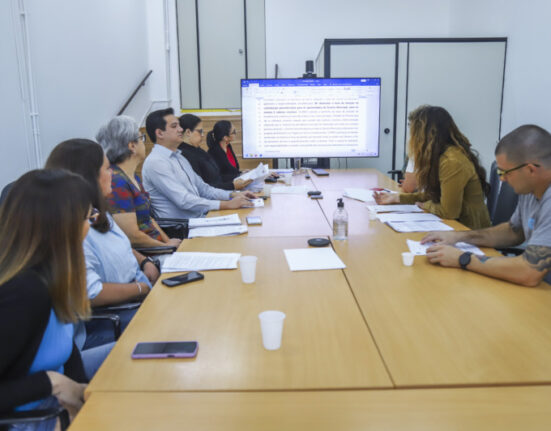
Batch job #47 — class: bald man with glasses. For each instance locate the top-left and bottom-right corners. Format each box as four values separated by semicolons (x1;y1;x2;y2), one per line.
422;124;551;287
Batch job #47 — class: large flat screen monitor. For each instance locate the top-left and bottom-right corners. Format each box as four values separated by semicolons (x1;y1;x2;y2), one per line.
241;77;381;159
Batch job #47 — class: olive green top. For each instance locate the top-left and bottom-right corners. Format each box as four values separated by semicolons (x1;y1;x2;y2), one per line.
399;146;491;230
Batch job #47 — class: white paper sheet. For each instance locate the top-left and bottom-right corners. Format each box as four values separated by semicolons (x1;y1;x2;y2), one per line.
366;204;424;213
162;252;241;273
270;185;308;194
237;163;270;182
343;188;375;202
376;212;441;223
386;221;454;233
406;240;485;256
283;248;346;271
188;214;241;228
187;224;248;238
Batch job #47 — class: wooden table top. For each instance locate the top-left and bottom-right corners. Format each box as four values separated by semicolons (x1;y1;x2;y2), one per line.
72;386;551;431
86;235;391;395
332;230;551;387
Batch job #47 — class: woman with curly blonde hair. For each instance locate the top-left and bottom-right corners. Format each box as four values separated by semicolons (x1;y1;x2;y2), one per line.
374;105;491;229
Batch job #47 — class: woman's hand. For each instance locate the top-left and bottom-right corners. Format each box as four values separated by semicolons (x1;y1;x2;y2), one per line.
46;371;86;420
373;192;399;205
415;201;425;210
143;261;160;284
167;238;182;247
233;178;253;190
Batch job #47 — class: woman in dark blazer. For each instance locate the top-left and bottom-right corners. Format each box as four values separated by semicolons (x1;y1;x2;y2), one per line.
179;115;250;190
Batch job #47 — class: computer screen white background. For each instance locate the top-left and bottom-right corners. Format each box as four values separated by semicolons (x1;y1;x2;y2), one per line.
241;78;381;159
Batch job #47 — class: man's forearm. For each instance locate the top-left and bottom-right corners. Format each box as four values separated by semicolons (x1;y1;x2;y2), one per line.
467;254;543;287
454;222;523;248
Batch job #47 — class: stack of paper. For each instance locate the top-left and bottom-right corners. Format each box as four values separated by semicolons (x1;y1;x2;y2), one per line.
162;252;241;273
270;185;308;194
283;248;346;271
386;221;454;233
188;214;241;228
366;204;423;213
188;224;248;238
406;240;484;256
249;198;264;208
376;213;441;223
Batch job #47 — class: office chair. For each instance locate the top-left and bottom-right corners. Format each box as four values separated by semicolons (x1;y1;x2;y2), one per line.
487;161;523;255
0;407;70;430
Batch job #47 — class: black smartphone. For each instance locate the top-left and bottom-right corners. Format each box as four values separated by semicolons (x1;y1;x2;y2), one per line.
162;271;204;287
132;341;199;359
307;190;321;196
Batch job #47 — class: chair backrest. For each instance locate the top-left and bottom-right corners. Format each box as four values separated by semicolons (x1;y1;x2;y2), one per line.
487;161;519;225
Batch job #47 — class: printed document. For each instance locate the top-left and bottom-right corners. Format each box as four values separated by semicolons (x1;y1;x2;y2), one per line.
376;213;441;223
162;252;241;273
188;224;248;238
284;248;346;271
366;204;423;213
188;214;241;228
386;220;454;233
343;188;375;202
236;163;270;182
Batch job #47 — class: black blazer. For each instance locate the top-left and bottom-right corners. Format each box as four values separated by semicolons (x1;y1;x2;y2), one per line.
179;142;234;190
208;143;240;182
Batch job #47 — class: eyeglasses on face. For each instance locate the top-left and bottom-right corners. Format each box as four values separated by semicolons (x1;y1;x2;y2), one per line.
230;129;237;136
136;134;146;143
496;162;540;177
87;208;100;224
194;128;204;136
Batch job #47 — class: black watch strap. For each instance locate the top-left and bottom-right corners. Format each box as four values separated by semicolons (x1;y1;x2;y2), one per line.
459;252;473;270
140;257;153;271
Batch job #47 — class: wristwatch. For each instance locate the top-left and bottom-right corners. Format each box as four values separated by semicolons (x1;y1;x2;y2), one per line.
459;252;473;270
140;256;160;272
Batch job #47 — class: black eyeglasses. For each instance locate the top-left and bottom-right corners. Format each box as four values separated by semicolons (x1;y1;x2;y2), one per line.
230;129;237;136
88;208;100;224
136;134;146;143
496;163;540;177
194;128;204;136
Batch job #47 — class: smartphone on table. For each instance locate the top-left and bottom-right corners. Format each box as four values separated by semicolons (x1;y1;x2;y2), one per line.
246;216;262;225
132;341;199;359
162;271;204;287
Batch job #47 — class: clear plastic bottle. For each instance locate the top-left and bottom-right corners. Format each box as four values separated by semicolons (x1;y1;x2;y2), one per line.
332;198;348;240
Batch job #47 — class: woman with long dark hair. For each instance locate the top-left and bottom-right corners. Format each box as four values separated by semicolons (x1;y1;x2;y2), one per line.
0;169;91;428
46;139;158;344
375;105;491;229
206;120;241;182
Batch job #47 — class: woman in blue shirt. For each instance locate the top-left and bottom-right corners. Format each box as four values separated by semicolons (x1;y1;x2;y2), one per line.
0;169;92;428
45;139;159;346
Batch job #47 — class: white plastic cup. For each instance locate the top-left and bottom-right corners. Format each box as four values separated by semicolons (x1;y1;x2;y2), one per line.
263;184;272;197
258;310;286;350
239;256;258;283
284;173;292;186
402;252;414;266
368;209;377;220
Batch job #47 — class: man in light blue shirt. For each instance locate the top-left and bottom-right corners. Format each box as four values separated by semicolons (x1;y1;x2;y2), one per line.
142;108;255;218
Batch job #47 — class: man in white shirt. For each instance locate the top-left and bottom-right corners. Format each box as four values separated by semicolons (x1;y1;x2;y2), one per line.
142;108;255;218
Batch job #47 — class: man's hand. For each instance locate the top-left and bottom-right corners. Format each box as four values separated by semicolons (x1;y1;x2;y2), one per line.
426;244;463;268
225;194;254;209
421;231;461;245
240;191;258;199
373;191;399;205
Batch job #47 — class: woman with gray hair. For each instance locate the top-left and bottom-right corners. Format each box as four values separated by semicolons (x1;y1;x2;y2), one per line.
96;115;182;248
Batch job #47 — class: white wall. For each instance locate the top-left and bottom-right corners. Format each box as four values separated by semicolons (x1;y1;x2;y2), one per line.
265;0;453;78
0;0;153;189
449;0;551;136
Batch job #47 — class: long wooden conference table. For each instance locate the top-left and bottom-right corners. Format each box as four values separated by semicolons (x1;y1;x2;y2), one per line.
72;169;551;430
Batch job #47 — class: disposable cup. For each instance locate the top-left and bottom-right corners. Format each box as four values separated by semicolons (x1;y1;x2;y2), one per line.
263;184;272;197
402;252;414;266
239;256;258;283
284;174;292;186
258;310;286;350
368;209;377;220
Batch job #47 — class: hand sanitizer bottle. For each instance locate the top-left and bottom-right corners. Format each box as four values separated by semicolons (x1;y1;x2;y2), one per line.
333;198;348;240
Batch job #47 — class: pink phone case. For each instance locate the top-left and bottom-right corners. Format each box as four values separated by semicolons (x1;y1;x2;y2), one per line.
131;342;198;359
